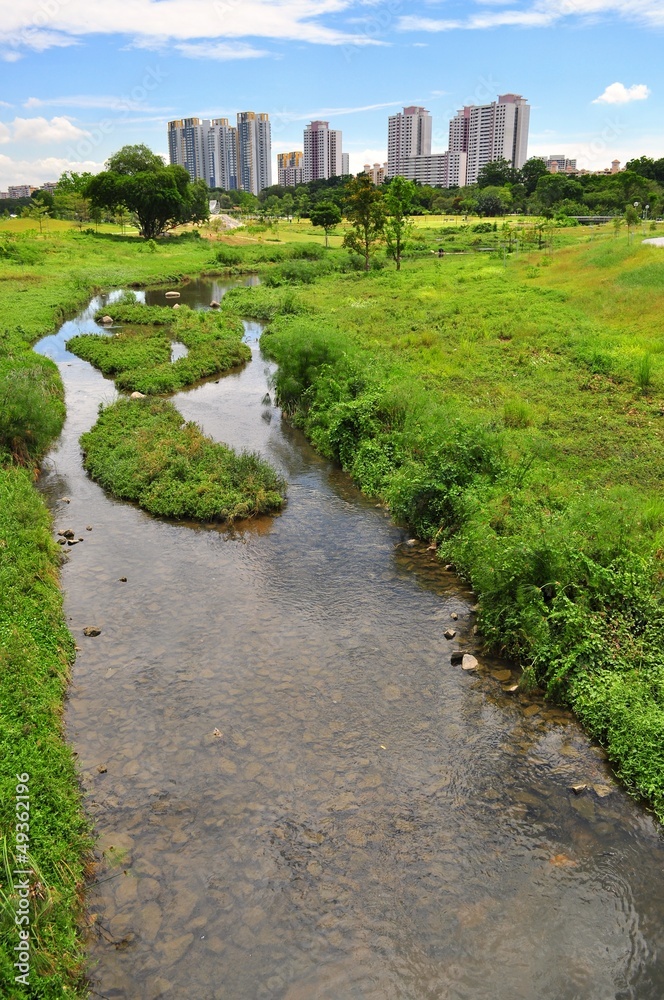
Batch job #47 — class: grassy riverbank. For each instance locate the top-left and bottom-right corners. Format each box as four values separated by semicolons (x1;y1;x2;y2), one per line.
0;226;268;996
223;231;664;820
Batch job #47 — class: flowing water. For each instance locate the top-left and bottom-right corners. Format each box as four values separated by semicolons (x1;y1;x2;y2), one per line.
36;281;664;1000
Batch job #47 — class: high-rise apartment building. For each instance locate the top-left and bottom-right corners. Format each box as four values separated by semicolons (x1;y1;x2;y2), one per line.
168;118;208;183
464;94;530;186
236;112;272;195
303;121;344;182
387;106;432;177
342;152;350;176
169;113;271;194
278;151;304;187
207;119;238;190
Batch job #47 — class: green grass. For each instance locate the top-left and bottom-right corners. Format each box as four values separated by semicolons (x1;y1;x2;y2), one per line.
80;398;286;520
67;305;250;394
0;469;91;999
233;231;664;820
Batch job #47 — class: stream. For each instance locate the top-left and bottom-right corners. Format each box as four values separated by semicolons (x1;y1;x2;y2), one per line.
35;279;664;1000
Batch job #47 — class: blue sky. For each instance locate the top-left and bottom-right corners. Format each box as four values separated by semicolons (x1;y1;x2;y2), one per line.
1;0;662;188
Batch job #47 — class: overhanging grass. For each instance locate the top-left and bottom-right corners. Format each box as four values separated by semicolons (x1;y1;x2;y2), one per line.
80;398;286;521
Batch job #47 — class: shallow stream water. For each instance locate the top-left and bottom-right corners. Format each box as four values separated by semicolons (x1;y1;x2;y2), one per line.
36;280;664;1000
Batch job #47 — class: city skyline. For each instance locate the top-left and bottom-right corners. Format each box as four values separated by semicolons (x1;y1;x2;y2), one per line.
0;1;662;187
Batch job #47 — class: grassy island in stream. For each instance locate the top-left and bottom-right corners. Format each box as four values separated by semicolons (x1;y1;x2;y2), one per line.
80;398;286;521
66;298;250;394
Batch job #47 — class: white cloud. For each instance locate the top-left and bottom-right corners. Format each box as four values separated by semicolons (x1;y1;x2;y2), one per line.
399;0;664;33
2;1;381;58
24;95;172;112
10;116;89;143
593;82;651;104
0;123;11;144
173;41;270;60
0;154;104;189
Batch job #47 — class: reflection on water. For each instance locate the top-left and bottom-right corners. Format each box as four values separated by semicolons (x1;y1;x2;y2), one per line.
35;284;664;1000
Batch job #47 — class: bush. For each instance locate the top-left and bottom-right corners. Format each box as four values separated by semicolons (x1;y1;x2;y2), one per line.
0;362;65;463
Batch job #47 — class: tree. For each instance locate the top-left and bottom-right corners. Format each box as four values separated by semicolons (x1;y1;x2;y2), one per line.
384;176;416;270
477;158;516;188
294;188;310;221
519;157;549;196
625;204;640;241
342;174;386;271
55;170;93;194
105;144;165;175
310;202;342;247
476;186;511;217
85;145;209;239
21;202;50;233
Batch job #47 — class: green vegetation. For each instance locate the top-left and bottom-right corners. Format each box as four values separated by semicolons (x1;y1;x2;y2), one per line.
230;231;664;820
67;303;250;394
80;398;285;521
0;225;276;996
85;145;209;239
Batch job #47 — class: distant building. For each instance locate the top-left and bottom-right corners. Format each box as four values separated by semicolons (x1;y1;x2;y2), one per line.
8;184;36;198
545;154;577;174
399;153;449;187
342;152;350;176
40;181;58;195
0;191;9;199
364;162;388;185
168;118;208;183
464;94;530;186
168;112;271;194
278;151;304;187
387;106;432;178
207;118;238;190
303;121;344;182
237;112;272;194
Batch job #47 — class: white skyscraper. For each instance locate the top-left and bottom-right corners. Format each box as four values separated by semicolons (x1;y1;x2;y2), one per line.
303;121;344;182
168;118;207;183
207;119;238;190
237;112;272;194
387;106;432;178
464;94;530;186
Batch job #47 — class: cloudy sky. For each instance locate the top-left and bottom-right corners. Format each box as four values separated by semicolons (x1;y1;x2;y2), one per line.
0;0;662;187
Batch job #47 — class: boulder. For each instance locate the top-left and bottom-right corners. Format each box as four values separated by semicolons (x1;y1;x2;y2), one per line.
172;303;181;309
444;629;457;640
165;291;180;299
461;654;479;672
83;626;101;637
101;315;113;325
210;300;220;309
130;391;146;399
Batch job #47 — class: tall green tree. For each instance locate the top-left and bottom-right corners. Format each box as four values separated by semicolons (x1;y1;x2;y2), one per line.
310;201;342;247
342;174;386;271
85;145;209;239
384;176;416;270
519;157;549;195
477;158;516;188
